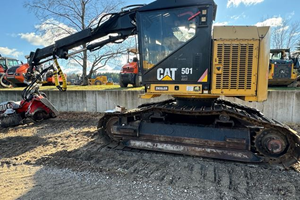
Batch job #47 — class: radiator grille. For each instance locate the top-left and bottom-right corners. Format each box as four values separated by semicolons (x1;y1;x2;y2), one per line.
7;66;18;75
273;64;292;79
216;43;254;90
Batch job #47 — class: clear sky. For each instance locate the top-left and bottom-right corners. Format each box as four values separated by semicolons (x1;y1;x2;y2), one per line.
0;0;299;65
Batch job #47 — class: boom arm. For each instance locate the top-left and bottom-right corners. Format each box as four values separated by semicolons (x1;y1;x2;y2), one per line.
26;6;140;78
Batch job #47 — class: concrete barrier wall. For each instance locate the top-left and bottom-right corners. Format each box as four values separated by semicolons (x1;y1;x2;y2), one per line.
227;91;300;124
0;90;170;112
0;90;299;124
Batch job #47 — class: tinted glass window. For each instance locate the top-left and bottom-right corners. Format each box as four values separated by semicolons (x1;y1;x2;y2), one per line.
0;60;5;66
140;7;198;70
7;59;20;67
270;51;290;60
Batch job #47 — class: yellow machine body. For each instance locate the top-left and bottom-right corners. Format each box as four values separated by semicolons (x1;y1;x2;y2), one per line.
89;76;108;85
141;26;270;102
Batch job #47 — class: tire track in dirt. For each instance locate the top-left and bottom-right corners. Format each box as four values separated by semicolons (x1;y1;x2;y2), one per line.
55;145;300;200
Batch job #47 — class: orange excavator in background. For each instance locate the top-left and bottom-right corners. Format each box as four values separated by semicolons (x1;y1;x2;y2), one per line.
0;55;22;87
23;0;300;168
41;68;67;86
119;48;141;87
5;63;30;87
3;63;66;87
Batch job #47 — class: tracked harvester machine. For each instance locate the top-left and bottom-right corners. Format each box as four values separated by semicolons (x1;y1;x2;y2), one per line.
25;0;300;167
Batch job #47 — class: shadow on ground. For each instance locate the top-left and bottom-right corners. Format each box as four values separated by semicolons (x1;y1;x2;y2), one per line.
0;136;49;159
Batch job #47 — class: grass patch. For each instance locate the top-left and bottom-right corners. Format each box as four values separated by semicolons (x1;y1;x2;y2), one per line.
268;87;300;91
0;84;299;92
0;85;144;91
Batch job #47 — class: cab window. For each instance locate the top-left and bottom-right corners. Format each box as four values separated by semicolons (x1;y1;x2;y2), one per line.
140;7;198;70
7;59;20;67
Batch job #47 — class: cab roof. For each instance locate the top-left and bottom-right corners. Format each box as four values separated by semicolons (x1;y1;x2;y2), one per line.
138;0;217;20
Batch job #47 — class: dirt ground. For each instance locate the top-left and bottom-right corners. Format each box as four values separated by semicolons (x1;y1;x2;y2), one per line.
0;112;300;200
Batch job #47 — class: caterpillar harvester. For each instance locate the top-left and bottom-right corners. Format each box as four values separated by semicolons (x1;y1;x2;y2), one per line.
24;0;300;168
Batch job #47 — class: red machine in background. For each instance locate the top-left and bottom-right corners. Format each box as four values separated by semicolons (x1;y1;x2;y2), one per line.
119;48;141;87
0;66;59;128
0;55;22;87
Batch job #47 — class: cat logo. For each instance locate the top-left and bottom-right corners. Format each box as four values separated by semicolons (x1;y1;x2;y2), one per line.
157;68;178;81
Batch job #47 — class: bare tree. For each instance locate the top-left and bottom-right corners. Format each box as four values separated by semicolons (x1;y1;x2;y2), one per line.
271;19;300;50
293;41;300;57
24;0;128;85
296;41;300;51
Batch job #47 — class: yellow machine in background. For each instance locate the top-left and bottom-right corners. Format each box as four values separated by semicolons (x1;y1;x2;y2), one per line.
268;49;299;86
88;75;113;85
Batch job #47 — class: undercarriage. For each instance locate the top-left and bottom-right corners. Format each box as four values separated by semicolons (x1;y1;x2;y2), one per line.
98;98;300;168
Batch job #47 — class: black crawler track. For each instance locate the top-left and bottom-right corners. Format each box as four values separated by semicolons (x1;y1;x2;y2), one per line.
98;99;300;168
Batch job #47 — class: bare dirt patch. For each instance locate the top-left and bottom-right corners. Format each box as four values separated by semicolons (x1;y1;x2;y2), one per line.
0;112;300;200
